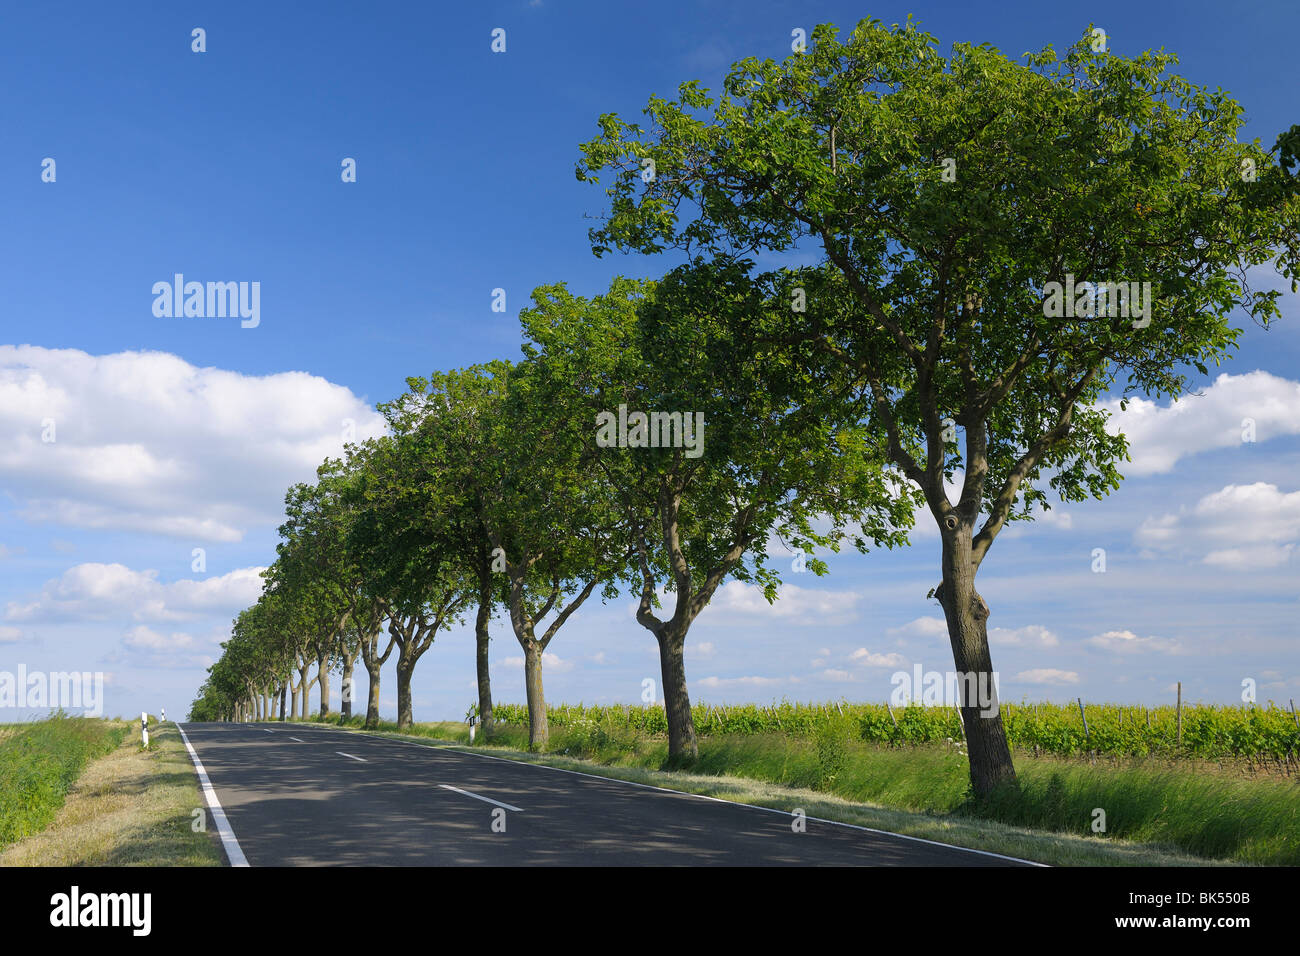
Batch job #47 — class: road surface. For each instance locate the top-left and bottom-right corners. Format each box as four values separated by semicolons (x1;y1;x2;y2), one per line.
177;721;1038;867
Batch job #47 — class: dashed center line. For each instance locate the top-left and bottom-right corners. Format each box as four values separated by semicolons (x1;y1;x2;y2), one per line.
337;751;366;762
289;736;304;742
439;784;523;812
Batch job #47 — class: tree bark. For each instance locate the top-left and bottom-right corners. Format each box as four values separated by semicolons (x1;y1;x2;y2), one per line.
364;659;382;728
657;626;698;760
316;655;331;718
523;638;547;750
475;565;495;736
298;664;311;719
395;657;414;730
340;655;355;720
938;523;1016;798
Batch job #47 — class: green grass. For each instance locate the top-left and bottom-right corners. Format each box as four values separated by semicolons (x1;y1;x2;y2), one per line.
0;713;126;848
286;708;1300;865
490;699;1300;763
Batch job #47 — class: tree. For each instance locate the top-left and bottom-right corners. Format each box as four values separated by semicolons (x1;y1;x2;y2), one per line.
577;20;1300;793
521;265;914;759
348;430;473;730
392;364;515;738
389;359;628;750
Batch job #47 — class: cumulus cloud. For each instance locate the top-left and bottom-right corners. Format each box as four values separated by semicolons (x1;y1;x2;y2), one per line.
848;648;908;667
0;346;387;542
1013;668;1080;686
5;563;265;623
498;652;573;674
887;616;949;639
697;674;793;689
1102;371;1300;476
1086;629;1181;654
989;624;1059;648
1136;482;1300;570
695;580;862;626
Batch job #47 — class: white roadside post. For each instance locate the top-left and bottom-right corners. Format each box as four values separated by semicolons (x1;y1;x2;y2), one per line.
141;711;149;748
161;706;166;723
468;713;476;744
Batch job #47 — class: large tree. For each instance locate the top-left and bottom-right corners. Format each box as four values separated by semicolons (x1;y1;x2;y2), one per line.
577;20;1300;793
391;359;629;750
348;429;474;729
521;264;914;759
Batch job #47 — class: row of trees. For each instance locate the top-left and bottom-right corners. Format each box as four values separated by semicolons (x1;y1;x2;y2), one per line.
190;21;1298;797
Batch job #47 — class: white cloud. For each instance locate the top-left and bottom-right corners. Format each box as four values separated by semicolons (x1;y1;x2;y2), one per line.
697;674;794;689
1086;629;1181;654
1137;482;1300;570
498;652;573;673
698;580;861;626
1013;668;1080;686
888;616;949;639
821;668;853;681
989;624;1059;648
0;346;387;542
848;648;908;667
5;563;265;623
0;626;22;643
1102;371;1300;476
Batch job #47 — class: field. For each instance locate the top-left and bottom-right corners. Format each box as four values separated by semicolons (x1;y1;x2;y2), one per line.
489;699;1300;768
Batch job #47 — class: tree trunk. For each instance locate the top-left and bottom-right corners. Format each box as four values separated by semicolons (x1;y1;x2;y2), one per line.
340;656;355;720
396;658;414;730
523;638;547;751
364;660;382;729
657;626;698;760
317;657;330;719
475;572;495;735
938;527;1017;798
298;665;311;719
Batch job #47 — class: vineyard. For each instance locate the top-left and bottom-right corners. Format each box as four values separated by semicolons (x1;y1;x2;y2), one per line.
489;699;1300;764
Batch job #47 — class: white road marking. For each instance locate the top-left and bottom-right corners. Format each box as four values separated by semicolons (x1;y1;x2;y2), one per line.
176;724;249;867
290;737;304;742
337;751;366;762
439;784;523;812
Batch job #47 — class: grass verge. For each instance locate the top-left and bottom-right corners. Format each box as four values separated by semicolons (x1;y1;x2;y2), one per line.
0;718;223;866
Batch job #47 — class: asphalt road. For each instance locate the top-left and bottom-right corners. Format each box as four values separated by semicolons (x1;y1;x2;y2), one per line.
178;721;1038;867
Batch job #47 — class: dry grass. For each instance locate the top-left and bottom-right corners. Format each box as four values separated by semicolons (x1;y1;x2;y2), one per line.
0;720;223;866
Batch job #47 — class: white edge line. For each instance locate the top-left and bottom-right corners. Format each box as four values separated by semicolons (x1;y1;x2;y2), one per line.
176;724;249;867
336;751;366;762
271;722;1045;866
439;783;523;812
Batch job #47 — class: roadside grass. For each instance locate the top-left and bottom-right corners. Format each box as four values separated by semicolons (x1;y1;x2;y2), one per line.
0;713;125;849
0;718;223;866
282;712;1292;865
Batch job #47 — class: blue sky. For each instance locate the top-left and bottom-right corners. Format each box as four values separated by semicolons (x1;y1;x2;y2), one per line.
1;0;1298;722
